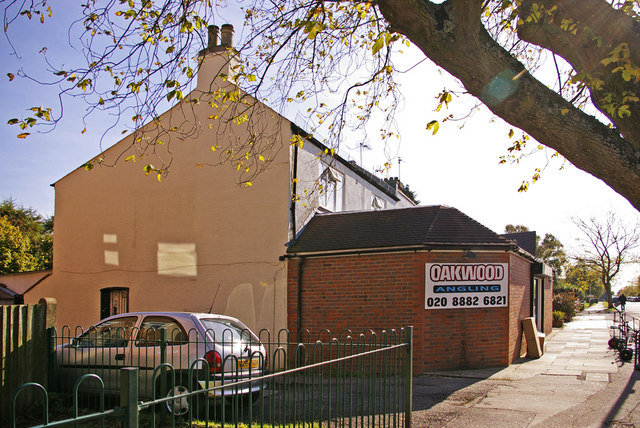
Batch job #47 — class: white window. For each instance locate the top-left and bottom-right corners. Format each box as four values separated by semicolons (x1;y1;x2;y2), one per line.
319;166;343;212
372;196;386;210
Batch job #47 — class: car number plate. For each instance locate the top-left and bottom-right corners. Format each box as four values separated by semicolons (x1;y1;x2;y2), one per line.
238;358;259;369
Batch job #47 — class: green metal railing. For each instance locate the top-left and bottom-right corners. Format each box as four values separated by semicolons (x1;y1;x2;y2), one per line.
10;326;413;427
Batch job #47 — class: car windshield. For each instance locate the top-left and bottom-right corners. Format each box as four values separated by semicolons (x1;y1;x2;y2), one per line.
74;316;137;348
200;319;259;346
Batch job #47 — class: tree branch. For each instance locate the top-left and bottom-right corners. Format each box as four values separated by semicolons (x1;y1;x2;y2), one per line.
378;0;640;210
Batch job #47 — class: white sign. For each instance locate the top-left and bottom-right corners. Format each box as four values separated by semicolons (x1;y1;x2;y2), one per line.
425;263;509;309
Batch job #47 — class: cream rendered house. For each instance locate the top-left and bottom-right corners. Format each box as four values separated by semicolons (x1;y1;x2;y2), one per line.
23;25;416;333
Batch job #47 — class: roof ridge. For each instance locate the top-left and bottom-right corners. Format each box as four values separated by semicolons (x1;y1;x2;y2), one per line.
422;205;444;242
315;204;443;217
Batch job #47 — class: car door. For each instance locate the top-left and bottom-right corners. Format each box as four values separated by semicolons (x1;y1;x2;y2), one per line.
131;315;192;399
58;315;138;394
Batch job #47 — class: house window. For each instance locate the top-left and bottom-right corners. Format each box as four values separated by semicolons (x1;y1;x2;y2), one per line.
319;166;343;212
100;287;129;320
372;196;386;210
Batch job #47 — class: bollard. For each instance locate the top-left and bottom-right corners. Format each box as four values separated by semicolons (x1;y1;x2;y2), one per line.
120;367;139;428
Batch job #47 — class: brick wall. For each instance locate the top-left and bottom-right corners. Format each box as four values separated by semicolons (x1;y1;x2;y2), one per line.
507;253;532;361
544;276;553;335
287;250;534;372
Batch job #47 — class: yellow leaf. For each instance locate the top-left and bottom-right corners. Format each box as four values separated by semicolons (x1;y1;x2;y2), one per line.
157;173;162;182
426;120;439;135
17;132;29;139
508;129;514;138
125;155;136;162
561;108;569;115
372;37;384;55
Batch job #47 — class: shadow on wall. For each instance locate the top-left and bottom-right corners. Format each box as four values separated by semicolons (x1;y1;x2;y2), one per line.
211;274;286;333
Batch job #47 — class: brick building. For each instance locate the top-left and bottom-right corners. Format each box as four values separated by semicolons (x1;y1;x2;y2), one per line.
284;205;553;372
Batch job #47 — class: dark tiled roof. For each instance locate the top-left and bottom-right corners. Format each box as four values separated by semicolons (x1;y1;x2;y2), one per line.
287;205;517;254
500;231;537;256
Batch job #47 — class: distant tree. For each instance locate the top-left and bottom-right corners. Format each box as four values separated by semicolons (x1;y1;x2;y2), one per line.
0;216;37;274
504;225;566;280
0;199;52;273
504;224;530;233
618;282;640;297
536;233;567;281
562;260;605;299
573;212;640;307
399;183;420;205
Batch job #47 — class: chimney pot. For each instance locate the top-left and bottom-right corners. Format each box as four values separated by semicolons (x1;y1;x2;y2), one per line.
220;24;234;47
207;25;219;49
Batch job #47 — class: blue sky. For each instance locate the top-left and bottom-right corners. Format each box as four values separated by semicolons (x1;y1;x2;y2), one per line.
1;4;639;289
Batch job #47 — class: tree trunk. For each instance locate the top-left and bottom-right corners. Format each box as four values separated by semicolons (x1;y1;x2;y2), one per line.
605;281;613;308
378;0;640;211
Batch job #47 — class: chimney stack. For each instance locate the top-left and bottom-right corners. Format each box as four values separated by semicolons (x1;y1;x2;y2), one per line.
220;24;234;47
197;23;239;90
207;25;219;50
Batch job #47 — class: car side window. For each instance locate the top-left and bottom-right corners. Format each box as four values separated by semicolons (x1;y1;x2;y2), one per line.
75;316;138;348
137;316;188;346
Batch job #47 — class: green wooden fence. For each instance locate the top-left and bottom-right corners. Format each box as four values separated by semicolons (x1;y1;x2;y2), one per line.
1;298;57;426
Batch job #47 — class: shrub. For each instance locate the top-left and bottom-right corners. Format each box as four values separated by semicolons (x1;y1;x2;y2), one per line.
553;310;566;321
553;292;582;321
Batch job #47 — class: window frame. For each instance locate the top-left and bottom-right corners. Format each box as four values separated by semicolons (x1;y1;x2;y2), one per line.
319;166;344;212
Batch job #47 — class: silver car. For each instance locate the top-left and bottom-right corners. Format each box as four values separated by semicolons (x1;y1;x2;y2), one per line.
56;312;266;415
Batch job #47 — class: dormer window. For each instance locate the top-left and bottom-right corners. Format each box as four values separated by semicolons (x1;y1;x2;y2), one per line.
319;166;343;212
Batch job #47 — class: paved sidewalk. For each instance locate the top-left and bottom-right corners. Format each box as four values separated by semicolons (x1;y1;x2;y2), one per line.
412;304;640;427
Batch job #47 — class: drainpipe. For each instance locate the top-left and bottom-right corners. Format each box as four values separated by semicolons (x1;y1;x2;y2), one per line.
297;256;305;344
290;142;299;239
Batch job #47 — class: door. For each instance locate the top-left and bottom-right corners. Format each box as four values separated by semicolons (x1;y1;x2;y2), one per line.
131;315;191;398
58;315;138;394
100;287;129;320
533;278;543;332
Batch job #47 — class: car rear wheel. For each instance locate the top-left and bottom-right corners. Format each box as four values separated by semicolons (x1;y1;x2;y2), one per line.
156;374;205;418
165;384;190;416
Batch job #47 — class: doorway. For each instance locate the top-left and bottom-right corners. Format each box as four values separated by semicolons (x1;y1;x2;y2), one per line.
532;277;543;332
100;287;129;319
